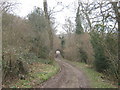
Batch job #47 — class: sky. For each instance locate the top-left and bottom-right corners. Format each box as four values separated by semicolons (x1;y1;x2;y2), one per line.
7;0;118;34
12;0;79;34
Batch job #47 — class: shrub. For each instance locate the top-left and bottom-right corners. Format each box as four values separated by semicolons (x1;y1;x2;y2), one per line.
90;31;109;72
2;52;28;82
79;48;88;64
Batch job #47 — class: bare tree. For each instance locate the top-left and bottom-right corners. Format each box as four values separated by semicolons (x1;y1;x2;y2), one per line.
111;1;120;31
111;2;120;80
62;18;75;34
0;1;18;13
77;1;117;33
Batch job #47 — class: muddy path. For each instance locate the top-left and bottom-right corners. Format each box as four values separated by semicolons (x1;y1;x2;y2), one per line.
38;58;90;88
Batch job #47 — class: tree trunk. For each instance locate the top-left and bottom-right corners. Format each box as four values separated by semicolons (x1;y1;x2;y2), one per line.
111;1;120;84
43;0;54;60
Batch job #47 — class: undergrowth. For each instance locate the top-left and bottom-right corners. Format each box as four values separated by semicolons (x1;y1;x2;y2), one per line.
8;59;59;88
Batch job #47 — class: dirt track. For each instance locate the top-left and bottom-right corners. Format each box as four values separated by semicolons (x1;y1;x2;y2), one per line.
39;58;90;88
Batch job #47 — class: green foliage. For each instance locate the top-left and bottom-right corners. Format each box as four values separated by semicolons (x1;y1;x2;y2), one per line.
2;7;51;85
104;33;118;81
28;7;50;59
94;24;105;32
90;30;118;82
61;39;65;48
28;7;46;32
79;48;88;64
0;60;2;69
9;61;60;88
39;58;53;64
105;33;118;55
59;36;65;49
75;6;84;34
38;46;49;59
90;31;109;72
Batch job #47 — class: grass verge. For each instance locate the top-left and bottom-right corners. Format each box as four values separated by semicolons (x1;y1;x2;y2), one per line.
9;59;60;88
65;60;117;88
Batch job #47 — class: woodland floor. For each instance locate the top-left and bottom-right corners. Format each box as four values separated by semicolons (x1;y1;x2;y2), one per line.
2;58;117;88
